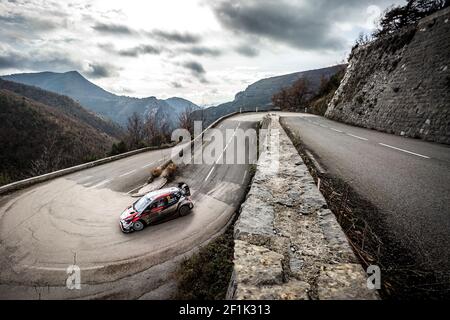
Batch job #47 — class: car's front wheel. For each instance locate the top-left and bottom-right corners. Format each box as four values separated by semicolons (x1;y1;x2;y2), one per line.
179;205;191;217
132;220;145;231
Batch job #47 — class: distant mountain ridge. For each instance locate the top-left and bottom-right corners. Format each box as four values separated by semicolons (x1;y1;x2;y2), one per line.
165;97;199;111
1;71;200;127
0;79;123;138
192;64;346;126
0;86;118;185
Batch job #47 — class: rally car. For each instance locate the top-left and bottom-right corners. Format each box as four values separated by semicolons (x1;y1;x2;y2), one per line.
119;182;193;233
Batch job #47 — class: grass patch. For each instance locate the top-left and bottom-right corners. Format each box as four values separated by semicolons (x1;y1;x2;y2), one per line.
173;223;235;300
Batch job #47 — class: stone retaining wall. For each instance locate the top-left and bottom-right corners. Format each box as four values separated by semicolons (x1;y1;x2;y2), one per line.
226;115;378;300
325;8;450;144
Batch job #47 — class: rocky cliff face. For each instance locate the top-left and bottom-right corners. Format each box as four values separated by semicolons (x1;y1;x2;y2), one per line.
326;8;450;144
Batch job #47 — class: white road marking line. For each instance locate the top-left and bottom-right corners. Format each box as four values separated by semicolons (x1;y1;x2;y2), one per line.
142;161;155;168
330;127;343;133
216;122;241;164
347;133;368;141
23;265;104;271
119;169;136;177
89;179;111;189
205;166;215;182
241;170;248;185
126;183;146;195
193;118;231;143
305;150;326;174
320;124;329;128
378;143;430;159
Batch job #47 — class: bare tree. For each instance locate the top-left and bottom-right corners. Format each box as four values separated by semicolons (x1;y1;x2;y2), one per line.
126;112;145;149
289;78;311;110
159;122;171;145
272;88;291;110
272;79;311;111
144;112;160;146
30;131;63;176
178;105;194;133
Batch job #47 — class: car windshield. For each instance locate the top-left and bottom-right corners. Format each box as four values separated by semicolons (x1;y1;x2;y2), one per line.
133;196;152;213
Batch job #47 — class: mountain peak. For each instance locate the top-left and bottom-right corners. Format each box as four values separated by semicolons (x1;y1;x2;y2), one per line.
64;70;82;75
63;70;86;79
165;97;200;111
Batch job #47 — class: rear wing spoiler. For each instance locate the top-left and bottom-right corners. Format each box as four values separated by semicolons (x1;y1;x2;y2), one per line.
178;182;191;196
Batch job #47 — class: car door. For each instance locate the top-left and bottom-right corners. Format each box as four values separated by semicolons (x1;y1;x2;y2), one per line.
149;198;167;222
162;192;180;217
141;201;158;224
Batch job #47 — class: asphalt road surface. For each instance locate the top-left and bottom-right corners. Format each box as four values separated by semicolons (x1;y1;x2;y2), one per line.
0;115;256;299
281;113;450;275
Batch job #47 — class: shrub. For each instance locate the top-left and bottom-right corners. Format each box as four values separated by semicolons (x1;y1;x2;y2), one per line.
109;141;128;156
307;67;346;116
373;0;449;39
271;78;311;111
174;224;234;300
163;162;177;179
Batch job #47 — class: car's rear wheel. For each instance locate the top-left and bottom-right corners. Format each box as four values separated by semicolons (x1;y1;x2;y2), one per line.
132;220;145;231
179;205;190;217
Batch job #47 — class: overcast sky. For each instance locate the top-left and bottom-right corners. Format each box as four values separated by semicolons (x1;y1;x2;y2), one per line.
0;0;403;105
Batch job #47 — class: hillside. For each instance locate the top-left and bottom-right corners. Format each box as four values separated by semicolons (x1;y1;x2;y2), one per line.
192;65;346;126
165;97;200;112
0;89;116;185
0;79;123;138
1;71;199;127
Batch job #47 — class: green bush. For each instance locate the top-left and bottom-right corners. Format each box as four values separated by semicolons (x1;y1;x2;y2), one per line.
109;141;128;156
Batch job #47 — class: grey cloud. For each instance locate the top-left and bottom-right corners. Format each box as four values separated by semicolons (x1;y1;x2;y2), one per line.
85;62;120;78
0;12;61;32
118;44;162;57
170;81;183;88
92;22;133;35
92;23;201;45
182;61;206;75
235;44;259;57
98;43;115;51
0;55;19;69
209;0;399;51
183;46;222;57
150;30;201;44
0;13;26;24
181;61;208;83
0;48;81;71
